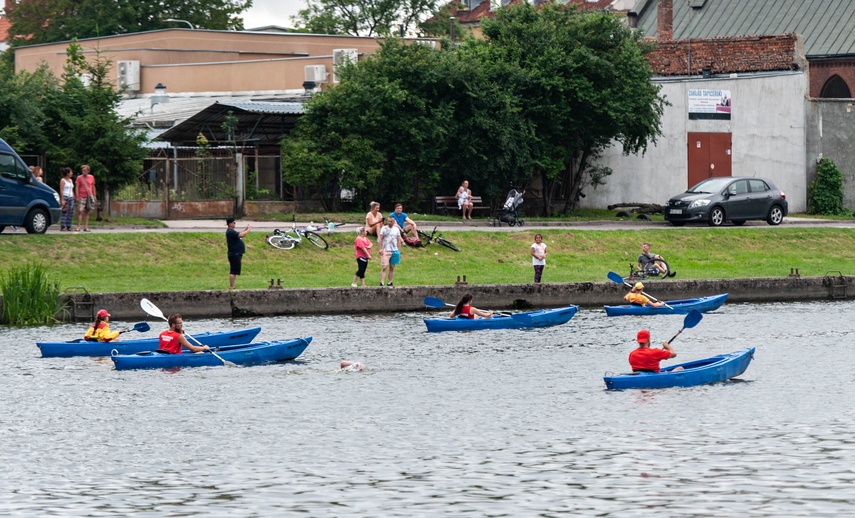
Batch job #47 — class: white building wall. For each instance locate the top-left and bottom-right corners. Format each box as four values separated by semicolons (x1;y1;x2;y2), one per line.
584;71;809;212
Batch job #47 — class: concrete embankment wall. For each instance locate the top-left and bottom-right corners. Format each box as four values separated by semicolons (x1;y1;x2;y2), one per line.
58;275;854;321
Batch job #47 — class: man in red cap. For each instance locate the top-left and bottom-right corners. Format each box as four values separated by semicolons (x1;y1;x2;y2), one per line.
628;329;678;373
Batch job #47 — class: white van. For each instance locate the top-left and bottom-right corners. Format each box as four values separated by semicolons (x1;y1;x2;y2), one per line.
0;138;62;233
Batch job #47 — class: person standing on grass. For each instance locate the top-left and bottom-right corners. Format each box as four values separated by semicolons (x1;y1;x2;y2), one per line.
352;227;372;287
226;217;251;289
378;216;403;287
75;165;96;232
531;233;547;284
59;167;75;231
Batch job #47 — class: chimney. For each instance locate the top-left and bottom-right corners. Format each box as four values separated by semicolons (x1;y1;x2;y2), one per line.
658;0;673;41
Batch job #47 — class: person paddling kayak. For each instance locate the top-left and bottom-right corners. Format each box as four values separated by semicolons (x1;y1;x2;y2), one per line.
629;329;682;373
84;309;124;342
156;314;210;354
449;293;493;319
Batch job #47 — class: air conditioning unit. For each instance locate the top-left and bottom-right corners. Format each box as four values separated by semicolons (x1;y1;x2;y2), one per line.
117;60;141;92
415;40;438;49
332;49;358;83
305;64;328;83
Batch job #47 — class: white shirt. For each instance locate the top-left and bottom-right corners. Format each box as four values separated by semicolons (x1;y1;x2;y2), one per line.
531;242;547;266
379;225;401;252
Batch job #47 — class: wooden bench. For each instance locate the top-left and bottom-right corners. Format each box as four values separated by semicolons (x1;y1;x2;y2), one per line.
433;195;491;216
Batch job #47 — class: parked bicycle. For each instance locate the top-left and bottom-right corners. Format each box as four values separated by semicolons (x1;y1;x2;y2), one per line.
267;222;329;250
417;227;461;252
624;255;672;280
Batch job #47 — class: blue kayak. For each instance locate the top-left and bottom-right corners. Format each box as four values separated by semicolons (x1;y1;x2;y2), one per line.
604;293;728;317
424;305;579;332
111;336;312;370
37;327;263;358
603;347;754;390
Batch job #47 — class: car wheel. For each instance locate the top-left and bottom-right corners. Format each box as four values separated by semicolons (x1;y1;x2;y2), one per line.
708;207;725;227
25;208;49;234
669;221;686;227
732;220;746;226
767;205;784;225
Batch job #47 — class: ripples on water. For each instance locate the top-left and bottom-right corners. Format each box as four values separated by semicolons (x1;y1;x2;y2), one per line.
2;301;854;516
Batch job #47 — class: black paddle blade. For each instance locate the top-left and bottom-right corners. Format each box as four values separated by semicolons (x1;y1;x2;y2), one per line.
683;310;703;329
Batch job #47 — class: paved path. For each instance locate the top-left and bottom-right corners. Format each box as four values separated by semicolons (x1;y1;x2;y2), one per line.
31;215;855;234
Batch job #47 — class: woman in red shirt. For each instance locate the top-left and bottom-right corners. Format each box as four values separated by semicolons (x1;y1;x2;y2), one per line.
449;293;493;319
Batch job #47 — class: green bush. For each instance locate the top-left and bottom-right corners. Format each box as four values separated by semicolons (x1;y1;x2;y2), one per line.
0;262;65;325
808;158;847;215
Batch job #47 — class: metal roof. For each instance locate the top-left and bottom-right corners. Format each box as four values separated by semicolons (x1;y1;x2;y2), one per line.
633;0;855;57
148;99;306;147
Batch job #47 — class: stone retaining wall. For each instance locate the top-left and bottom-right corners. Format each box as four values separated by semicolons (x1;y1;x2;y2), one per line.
56;275;853;321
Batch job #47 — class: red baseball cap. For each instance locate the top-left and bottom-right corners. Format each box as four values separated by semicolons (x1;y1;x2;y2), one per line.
97;309;111;318
637;329;650;343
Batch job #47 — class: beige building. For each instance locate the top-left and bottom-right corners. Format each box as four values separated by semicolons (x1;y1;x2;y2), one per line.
14;28;405;96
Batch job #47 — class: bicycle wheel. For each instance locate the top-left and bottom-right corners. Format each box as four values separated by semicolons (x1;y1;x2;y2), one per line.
417;230;432;243
653;259;670;279
436;236;461;252
303;230;329;249
267;235;295;250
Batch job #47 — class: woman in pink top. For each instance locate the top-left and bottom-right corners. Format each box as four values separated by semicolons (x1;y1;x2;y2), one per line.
351;227;373;287
75;164;96;232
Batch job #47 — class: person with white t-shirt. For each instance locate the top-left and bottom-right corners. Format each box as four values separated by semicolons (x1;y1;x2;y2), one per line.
378;217;403;287
530;233;547;284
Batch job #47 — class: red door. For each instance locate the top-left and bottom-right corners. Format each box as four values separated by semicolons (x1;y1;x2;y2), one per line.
687;132;732;187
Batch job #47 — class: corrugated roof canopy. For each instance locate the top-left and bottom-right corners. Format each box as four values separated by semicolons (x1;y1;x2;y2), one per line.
157;101;305;147
634;0;855;57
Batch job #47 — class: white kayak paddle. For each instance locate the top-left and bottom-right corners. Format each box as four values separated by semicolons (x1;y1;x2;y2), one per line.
139;298;236;367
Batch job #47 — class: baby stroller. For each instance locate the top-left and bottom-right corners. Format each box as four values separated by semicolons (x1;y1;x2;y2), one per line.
491;189;525;227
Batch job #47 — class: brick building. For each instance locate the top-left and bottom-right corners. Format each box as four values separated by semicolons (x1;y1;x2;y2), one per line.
631;0;855;98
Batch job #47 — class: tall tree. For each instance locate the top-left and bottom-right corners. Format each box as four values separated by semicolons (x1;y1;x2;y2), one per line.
480;3;667;214
6;0;251;46
292;0;438;36
281;39;531;210
0;59;58;153
43;43;149;195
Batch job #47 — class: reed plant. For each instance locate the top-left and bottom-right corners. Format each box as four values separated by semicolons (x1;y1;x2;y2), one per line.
0;262;65;325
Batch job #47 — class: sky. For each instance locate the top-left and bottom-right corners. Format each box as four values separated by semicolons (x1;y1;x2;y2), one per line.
242;0;307;29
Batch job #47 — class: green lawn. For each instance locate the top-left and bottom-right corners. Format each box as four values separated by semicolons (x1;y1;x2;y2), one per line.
2;226;854;293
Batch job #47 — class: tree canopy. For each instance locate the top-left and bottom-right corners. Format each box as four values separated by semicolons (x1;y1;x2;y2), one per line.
6;0;251;46
292;0;438;36
480;3;666;213
283;3;666;214
0;43;148;195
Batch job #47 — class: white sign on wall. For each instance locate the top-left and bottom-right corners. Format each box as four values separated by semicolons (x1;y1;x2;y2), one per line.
688;89;731;120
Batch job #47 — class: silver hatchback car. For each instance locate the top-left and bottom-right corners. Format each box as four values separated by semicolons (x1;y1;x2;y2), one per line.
664;176;788;227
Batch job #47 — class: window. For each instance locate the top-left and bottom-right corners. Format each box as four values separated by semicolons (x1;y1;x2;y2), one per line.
748;179;769;193
0;154;27;181
819;75;852;99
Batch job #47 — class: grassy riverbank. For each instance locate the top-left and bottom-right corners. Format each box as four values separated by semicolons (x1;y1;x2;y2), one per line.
2;226;854;293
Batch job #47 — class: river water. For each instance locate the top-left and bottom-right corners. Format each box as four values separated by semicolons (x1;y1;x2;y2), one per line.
2;300;854;516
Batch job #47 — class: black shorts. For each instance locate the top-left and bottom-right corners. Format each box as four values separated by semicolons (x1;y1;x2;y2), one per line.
229;255;242;276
